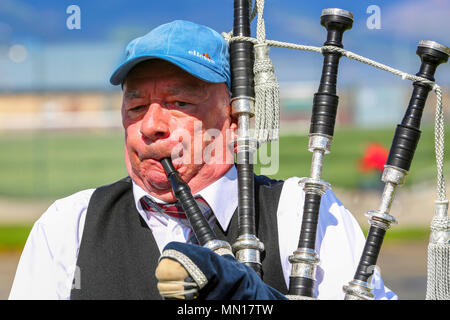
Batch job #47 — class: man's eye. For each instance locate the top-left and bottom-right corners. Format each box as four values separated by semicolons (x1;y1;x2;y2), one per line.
174;101;188;107
129;105;147;112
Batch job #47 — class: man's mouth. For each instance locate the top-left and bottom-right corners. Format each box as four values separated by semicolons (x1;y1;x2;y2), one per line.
141;155;184;172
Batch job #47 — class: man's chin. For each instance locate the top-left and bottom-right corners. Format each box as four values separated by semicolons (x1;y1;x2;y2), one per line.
130;161;201;198
142;172;172;191
133;169;188;200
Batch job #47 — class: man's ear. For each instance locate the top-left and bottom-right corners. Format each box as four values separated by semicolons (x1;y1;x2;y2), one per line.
229;120;238;132
228;119;238;154
227;101;238;134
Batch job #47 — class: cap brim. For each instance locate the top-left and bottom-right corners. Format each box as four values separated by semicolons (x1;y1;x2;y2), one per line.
110;54;228;86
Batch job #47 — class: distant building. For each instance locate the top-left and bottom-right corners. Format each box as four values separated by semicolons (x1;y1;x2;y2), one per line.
0;91;122;131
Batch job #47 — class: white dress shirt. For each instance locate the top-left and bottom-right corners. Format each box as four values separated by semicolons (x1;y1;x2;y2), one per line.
9;166;397;300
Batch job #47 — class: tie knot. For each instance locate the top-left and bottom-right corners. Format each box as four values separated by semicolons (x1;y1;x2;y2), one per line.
140;195;212;220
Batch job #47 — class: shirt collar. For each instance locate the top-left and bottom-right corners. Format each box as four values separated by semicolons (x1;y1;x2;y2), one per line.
132;165;238;231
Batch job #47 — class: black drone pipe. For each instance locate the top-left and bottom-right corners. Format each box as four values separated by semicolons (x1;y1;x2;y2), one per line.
230;0;264;277
161;158;217;246
288;8;353;298
344;40;449;300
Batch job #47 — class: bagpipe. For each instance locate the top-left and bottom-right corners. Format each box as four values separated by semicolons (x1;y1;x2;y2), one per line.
155;0;449;300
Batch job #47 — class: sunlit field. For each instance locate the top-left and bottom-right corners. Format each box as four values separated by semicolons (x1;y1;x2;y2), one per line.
0;126;446;199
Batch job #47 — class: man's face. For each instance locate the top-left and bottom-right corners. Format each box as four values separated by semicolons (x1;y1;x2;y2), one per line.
122;60;236;201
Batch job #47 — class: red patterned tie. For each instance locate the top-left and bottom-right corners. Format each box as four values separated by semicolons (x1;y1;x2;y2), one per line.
140;196;186;219
140;196;214;244
140;196;212;220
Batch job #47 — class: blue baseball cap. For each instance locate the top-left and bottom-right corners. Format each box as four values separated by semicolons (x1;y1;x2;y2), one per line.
110;20;230;88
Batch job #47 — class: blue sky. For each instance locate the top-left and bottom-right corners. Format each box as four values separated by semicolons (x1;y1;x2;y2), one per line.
0;0;449;91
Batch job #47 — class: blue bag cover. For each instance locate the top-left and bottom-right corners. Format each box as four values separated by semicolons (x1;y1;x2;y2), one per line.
163;242;288;300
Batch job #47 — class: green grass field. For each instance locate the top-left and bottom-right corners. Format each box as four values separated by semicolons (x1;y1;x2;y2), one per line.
0;126;447;199
0;225;33;251
0;129;127;199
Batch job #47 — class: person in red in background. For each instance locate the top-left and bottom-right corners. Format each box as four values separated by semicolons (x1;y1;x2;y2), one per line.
358;142;389;190
359;142;389;173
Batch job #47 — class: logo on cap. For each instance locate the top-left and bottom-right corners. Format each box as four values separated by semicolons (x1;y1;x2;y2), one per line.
188;50;216;64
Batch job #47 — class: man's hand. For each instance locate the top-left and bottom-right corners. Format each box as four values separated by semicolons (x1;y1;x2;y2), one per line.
155;257;200;300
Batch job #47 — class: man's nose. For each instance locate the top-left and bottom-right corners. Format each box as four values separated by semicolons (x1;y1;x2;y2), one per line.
140;102;170;142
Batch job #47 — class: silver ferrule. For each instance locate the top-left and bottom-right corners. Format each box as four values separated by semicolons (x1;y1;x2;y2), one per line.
299;178;330;196
231;97;255;116
366;210;397;230
298;134;332;195
308;134;332;154
343;280;374;300
232;234;264;265
418;40;449;56
429;200;450;244
321;8;354;21
288;248;320;280
381;165;408;185
204;240;233;256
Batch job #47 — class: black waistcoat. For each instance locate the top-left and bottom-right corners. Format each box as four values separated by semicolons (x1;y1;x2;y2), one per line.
71;175;286;300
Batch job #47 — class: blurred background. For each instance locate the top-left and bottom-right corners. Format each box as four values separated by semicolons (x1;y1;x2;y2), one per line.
0;0;449;299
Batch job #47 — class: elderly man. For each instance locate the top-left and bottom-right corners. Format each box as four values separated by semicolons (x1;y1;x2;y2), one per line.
9;20;396;300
